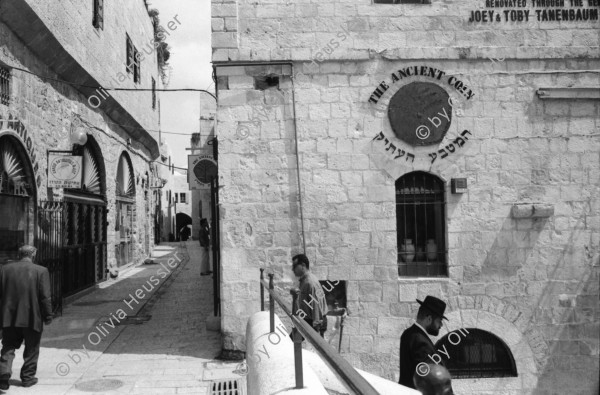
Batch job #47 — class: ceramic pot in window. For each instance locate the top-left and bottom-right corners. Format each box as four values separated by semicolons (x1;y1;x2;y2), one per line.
400;239;415;263
426;239;437;261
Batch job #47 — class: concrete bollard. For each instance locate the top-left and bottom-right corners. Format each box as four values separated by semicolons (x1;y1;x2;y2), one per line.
245;311;328;395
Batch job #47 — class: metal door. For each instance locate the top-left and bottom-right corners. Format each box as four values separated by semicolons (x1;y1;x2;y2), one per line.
35;201;64;315
63;201;107;296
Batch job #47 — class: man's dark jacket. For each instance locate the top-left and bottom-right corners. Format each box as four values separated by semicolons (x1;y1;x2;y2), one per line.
199;227;210;248
0;258;52;332
399;324;443;388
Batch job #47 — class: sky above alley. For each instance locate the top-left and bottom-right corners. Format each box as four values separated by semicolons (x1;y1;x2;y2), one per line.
150;0;213;170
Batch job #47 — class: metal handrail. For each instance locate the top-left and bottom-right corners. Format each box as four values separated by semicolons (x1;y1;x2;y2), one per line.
259;269;380;395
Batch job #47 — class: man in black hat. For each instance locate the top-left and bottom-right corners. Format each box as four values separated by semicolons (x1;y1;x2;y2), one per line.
399;295;448;389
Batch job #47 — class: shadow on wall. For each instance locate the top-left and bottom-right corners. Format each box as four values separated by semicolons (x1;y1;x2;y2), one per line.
476;193;599;392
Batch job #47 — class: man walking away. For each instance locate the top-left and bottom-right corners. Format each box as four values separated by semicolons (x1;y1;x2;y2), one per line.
399;295;448;389
199;219;211;276
0;245;53;390
290;254;328;337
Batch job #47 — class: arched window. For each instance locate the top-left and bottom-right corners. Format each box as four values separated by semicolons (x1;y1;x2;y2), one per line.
396;171;446;277
434;328;518;379
68;136;106;197
0;135;35;261
115;152;136;267
116;153;135;198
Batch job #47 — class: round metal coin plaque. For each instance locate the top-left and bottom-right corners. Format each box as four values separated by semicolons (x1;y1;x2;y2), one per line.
193;158;218;185
387;82;452;146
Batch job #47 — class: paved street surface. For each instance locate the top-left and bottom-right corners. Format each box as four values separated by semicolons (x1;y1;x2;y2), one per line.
1;241;239;395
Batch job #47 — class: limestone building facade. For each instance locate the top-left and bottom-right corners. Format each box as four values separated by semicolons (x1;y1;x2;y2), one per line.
211;0;600;393
0;0;162;300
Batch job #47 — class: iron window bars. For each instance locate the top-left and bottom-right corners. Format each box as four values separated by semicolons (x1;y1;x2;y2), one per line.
0;66;10;106
434;328;518;379
374;0;431;4
396;171;447;277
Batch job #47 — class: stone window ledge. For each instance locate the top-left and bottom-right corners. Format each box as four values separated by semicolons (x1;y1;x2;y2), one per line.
397;277;450;282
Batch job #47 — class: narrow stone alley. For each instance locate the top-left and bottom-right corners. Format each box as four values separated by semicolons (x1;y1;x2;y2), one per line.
1;242;241;395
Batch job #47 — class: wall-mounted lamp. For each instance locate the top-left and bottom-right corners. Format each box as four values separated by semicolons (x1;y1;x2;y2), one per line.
70;126;88;146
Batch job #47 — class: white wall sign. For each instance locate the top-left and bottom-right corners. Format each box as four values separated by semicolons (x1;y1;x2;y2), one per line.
48;152;82;189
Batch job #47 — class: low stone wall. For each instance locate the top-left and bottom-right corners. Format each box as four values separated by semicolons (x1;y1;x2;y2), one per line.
245;311;420;395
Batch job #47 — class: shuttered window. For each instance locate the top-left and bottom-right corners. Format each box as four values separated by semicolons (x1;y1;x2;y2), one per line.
134;47;141;84
152;77;156;109
126;35;134;75
126;35;141;84
93;0;104;29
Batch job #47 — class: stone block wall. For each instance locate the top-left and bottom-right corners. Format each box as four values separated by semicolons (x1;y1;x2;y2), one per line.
216;58;599;393
22;0;161;134
212;0;599;63
212;1;599;394
0;20;157;271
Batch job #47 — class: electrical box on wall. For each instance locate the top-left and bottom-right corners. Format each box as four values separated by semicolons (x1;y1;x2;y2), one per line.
451;178;467;194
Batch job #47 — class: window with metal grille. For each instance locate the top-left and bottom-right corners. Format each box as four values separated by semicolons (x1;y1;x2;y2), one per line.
174;193;178;203
396;171;446;277
180;193;186;203
374;0;431;4
0;66;10;106
434;328;518;379
92;0;104;29
210;378;244;395
151;77;156;109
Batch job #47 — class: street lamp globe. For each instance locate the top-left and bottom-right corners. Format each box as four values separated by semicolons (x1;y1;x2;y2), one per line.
70;128;88;146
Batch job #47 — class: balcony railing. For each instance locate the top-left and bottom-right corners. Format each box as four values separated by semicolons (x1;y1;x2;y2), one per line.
258;269;380;395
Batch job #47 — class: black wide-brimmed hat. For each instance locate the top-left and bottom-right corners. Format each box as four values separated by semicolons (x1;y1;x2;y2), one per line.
417;296;448;321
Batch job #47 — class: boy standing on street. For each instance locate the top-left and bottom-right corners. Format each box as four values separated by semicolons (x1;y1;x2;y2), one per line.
290;254;328;337
199;219;211;276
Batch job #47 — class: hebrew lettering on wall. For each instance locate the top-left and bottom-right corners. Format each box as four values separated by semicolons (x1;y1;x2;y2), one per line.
428;130;472;163
372;131;415;163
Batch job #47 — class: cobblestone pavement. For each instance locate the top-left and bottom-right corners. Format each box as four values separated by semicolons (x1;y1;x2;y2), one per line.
1;241;235;395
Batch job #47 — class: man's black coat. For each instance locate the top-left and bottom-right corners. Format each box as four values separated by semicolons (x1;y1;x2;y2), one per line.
0;258;52;332
399;323;443;388
199;227;210;248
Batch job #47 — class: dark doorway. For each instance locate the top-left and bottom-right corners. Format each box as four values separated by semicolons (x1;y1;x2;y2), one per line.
176;212;192;241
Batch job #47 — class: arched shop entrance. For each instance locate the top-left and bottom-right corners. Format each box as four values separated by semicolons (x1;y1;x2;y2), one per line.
115;152;135;267
0;134;36;262
62;137;108;296
176;212;192;241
